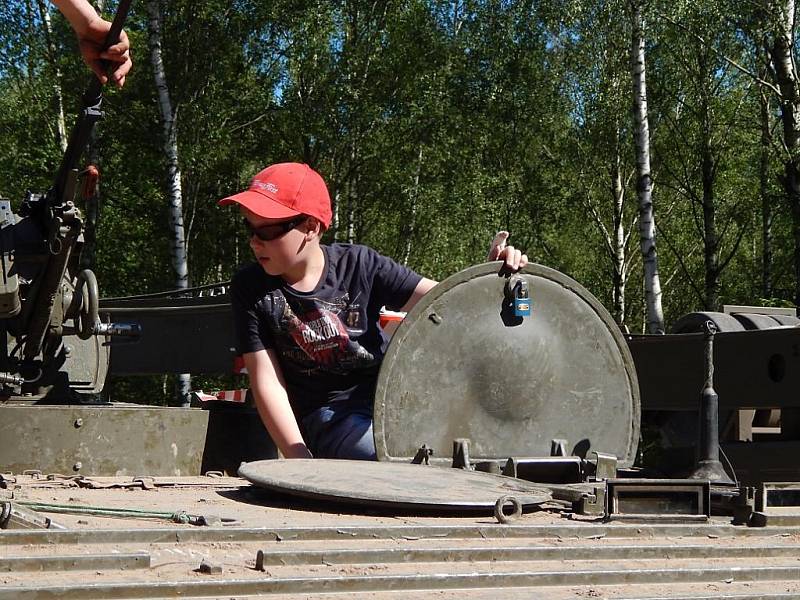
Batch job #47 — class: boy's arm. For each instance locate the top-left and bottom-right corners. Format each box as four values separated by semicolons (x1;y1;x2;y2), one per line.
242;349;313;459
51;0;132;87
399;232;528;313
399;278;437;313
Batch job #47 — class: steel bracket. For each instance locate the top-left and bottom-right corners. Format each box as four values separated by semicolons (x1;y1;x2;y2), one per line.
574;484;606;516
451;439;471;470
411;445;433;465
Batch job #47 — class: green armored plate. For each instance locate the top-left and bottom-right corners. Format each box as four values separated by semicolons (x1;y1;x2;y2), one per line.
374;262;640;467
239;459;551;510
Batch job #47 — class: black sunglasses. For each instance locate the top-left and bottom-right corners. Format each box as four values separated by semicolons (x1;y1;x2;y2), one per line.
243;216;306;241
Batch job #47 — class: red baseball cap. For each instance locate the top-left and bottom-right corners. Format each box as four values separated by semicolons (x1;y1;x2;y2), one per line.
219;163;332;228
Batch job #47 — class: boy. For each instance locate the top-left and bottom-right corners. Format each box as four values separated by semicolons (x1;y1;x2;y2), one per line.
220;163;526;460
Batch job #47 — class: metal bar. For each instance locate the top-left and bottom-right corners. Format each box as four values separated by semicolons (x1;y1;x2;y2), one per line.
0;523;798;546
1;567;799;599
19;501;177;519
624;595;800;600
254;544;800;567
0;552;149;572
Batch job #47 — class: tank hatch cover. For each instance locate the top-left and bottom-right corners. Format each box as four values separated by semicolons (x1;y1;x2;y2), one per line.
374;263;640;467
238;459;551;510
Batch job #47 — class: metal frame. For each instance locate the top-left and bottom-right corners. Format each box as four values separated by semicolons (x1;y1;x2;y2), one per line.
606;479;711;520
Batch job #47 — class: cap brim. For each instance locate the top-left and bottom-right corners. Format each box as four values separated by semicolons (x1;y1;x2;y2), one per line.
218;190;301;220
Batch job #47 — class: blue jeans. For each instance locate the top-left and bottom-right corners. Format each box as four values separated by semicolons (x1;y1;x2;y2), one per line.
301;404;377;460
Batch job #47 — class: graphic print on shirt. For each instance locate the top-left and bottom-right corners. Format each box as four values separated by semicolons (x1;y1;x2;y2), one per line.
280;296;376;371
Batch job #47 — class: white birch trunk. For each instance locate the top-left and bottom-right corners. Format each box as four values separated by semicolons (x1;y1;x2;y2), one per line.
403;146;423;266
37;0;67;152
346;145;356;244
332;190;341;242
611;150;627;326
146;0;190;404
629;0;665;334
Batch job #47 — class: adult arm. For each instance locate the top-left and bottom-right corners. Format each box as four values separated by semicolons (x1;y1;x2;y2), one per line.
399;232;528;313
51;0;132;87
242;349;313;459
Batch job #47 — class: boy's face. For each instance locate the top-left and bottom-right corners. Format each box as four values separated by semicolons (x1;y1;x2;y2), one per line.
241;207;314;276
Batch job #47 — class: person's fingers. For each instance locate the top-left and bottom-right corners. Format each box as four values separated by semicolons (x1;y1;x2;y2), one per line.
101;49;129;62
83;46;131;87
519;253;529;268
102;32;130;59
110;54;132;86
488;230;509;261
505;246;522;270
89;59;108;85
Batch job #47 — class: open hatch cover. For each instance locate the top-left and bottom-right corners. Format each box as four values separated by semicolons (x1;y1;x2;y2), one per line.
239;459;551;510
373;263;640;467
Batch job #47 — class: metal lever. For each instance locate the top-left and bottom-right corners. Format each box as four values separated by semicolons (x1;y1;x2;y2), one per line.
95;322;142;338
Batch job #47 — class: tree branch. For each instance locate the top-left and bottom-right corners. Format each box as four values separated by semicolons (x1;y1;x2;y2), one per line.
656;10;783;98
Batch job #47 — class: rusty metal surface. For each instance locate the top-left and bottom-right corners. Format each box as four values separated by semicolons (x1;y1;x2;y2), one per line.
239;459;551;510
0;405;209;476
374;263;640;466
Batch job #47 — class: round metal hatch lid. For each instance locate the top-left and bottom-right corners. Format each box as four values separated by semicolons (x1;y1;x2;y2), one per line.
374;262;640;467
239;459;552;510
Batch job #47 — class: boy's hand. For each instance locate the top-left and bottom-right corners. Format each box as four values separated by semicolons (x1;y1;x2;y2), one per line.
77;16;132;87
488;231;528;271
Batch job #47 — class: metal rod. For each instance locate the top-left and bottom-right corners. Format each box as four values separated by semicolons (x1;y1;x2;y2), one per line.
255;544;800;567
18;501;177;519
0;552;149;572
1;566;799;599
0;523;796;546
688;321;735;484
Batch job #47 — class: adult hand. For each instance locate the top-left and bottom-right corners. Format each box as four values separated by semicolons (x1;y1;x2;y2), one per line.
488;230;528;271
76;16;132;87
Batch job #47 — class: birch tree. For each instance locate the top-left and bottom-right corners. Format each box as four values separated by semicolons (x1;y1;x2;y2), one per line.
655;10;752;311
146;0;190;404
630;0;665;333
36;0;67;152
565;0;638;327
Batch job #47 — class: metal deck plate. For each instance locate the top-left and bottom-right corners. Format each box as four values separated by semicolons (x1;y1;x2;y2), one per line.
0;405;208;476
374;263;640;466
238;460;551;510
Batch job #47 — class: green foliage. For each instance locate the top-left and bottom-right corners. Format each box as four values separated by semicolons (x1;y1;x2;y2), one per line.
1;0;797;403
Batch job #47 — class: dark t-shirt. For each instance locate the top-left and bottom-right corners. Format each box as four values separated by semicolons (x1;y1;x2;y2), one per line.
231;243;422;418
